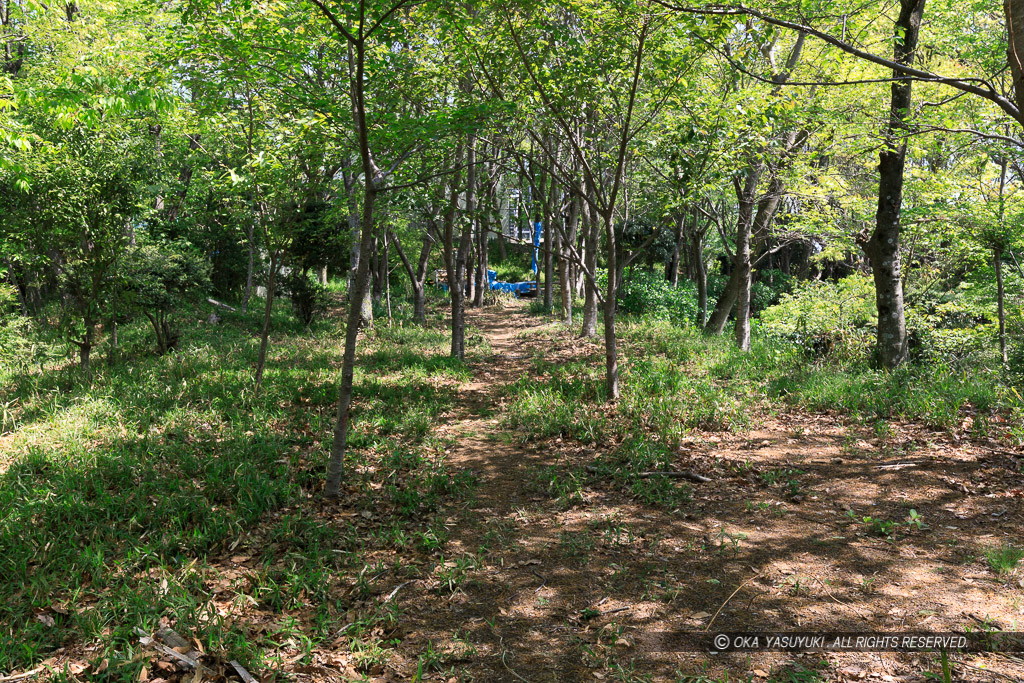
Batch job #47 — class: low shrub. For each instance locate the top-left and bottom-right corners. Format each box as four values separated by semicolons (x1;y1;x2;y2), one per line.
761;274;877;360
617;270;700;325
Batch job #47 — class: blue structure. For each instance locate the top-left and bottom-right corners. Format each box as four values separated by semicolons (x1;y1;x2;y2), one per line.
530;220;542;275
435;221;542;297
436;269;536;297
487;269;536;296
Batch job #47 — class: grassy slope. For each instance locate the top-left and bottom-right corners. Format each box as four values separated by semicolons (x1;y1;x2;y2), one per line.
0;300;483;676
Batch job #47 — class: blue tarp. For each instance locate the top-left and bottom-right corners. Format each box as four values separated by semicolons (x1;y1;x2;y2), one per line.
530;221;542;275
438;269;535;296
488;269;534;295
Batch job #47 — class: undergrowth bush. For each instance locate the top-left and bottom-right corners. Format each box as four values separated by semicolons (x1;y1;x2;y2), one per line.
761;274;876;360
617;270;699;325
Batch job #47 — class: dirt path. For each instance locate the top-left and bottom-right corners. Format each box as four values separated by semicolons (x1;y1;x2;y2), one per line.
384;303;1024;683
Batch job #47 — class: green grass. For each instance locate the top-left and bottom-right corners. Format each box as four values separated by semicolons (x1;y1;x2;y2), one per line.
985;543;1024;575
504;317;1023;449
500;314;1022;514
0;294;482;674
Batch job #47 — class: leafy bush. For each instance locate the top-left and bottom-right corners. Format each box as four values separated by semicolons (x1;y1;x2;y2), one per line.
617;269;699;325
284;270;329;327
0;284;33;373
490;259;534;284
761;274;877;359
120;243;211;354
753;268;796;310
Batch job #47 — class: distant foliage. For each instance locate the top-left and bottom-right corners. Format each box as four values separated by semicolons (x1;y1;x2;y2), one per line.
490;259;534;284
753;269;796;310
761;275;877;359
617;270;700;325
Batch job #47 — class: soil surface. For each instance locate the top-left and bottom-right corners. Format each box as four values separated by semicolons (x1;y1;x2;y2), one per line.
367;302;1024;682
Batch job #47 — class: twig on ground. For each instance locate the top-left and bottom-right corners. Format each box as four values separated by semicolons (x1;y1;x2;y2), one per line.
498;637;532;683
229;661;257;683
0;668;43;682
600;606;631;615
874;462;923;470
383;580;414;603
811;575;850;605
705;574;760;632
959;660;1019;682
134;628;200;670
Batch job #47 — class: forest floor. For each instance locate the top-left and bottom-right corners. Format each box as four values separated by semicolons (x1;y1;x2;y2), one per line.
323;301;1024;682
2;298;1023;683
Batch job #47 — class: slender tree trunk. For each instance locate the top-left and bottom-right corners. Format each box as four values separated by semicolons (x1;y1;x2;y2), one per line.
476;214;490;306
473;175;493;307
603;211;619;400
347;208;373;328
670;213;685;287
581;201;599;337
560;191;579;324
242;219;255;313
389;227;431;325
326;186;377;498
736;175;785;350
371;231;383;306
254;249;279;394
324;30;386;499
543;182;555;310
453;137;475;357
858;0;926;369
694;231;708;327
996;247;1008;366
706;173;757;335
440;143;468;358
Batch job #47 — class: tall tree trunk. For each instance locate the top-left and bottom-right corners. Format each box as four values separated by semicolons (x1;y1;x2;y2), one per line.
5;258;28;316
347;207;373;328
473;173;493;307
670;213;685;287
996;247;1008;366
476;211;490;306
732;175;757;351
543;182;555;310
603;211;619;400
737;175;786;349
371;231;383;306
442;143;468;358
581;200;599;337
858;0;926;369
324;27;388;499
1005;0;1024;115
254;249;279;394
451;136;476;353
560;191;579;324
326;185;376;498
694;229;708;327
242;218;255;313
706;172;758;335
